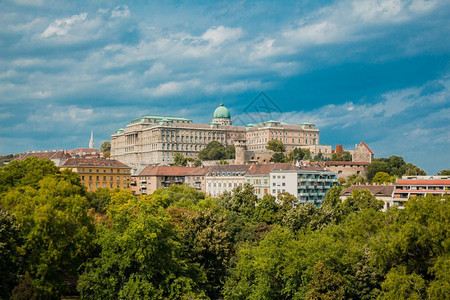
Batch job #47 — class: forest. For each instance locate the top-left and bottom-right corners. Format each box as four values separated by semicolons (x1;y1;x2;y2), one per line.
0;157;448;299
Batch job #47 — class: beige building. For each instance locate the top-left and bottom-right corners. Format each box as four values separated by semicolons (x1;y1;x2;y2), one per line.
111;104;327;167
352;142;374;163
60;158;131;192
311;161;369;180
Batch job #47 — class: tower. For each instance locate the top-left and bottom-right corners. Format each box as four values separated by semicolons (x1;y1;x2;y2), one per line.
89;130;94;149
234;138;247;164
212;103;232;126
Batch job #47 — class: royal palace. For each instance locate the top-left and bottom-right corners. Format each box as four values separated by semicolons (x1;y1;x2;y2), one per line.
111;103;332;167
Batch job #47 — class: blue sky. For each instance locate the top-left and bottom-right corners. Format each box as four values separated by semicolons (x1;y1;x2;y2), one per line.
0;0;449;174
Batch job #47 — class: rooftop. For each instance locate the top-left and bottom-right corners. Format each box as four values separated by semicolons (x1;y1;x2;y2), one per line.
62;158;130;168
341;185;394;197
136;165;210;177
396;179;450;185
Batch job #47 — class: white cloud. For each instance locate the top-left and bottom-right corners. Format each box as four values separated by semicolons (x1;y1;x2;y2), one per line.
144;79;202;97
41;12;88;38
201;26;243;45
111;5;130;18
352;0;404;22
144;62;168;78
283;21;345;45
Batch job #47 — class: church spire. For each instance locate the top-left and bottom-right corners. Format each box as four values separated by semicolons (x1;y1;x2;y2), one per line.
89;130;94;149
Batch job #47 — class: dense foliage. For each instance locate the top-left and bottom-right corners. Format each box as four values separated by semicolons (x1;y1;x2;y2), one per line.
1;157;448;299
367;155;426;181
198;141;235;161
331;150;352;161
99;141;111;158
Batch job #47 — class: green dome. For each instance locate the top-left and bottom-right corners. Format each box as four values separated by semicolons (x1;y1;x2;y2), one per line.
213;103;231;119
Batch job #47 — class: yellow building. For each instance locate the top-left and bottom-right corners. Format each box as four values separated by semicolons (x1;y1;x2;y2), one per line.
61;157;131;191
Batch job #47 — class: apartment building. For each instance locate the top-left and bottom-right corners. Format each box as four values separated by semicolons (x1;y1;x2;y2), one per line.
244;163;299;198
270;166;338;206
393;177;450;206
205;164;251;197
132;165;210;194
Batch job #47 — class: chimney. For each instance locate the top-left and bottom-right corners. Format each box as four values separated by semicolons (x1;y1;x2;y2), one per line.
336;145;343;154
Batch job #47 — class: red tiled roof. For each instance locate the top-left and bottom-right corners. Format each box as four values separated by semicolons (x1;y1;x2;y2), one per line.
246;164;276;175
324;161;369;166
72;148;100;153
396;180;450;185
207;164;251;174
62;158;130;168
138;166;207;176
341;185;394;196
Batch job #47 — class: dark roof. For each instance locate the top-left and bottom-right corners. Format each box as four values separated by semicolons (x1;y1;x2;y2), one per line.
62;158;130;168
71;148;100;153
246;163;302;175
207;164;251;175
137;166;209;177
16;150;71;161
341;185;394;196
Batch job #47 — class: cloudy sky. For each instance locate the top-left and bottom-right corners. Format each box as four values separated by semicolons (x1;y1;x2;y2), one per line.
1;0;449;173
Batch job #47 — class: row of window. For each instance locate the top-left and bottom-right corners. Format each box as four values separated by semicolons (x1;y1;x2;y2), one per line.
78;168;130;174
88;182;129;188
209;171;246;176
81;175;130;181
208;182;243;188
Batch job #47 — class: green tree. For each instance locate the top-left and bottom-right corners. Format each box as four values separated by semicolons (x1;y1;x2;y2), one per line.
193;159;202;167
1;168;94;298
86;188;113;214
437;169;450;175
0;209;23;299
77;196;207;299
405;166;427;176
427;255;450;299
270;152;287;163
344;174;366;187
0;157;59;193
266;139;286;152
342;189;384;213
254;194;280;224
371;195;449;282
331;151;352;161
372;172;395;184
305;261;345;300
100;141;111;158
173;152;187;166
225;144;235;159
367;160;390;182
379;266;426;299
198;141;227;160
217;183;257;219
168;208;231;299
